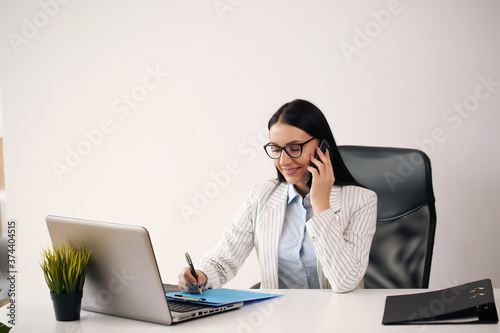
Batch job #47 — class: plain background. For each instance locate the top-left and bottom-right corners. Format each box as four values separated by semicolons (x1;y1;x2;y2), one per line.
0;0;499;311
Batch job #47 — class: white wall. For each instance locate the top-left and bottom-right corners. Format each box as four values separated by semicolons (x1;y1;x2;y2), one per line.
0;0;499;309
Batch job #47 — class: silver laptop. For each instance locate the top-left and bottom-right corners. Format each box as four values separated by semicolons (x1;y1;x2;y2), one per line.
45;215;243;325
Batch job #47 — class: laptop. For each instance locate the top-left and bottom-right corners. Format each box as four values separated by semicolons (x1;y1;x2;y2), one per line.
45;215;243;325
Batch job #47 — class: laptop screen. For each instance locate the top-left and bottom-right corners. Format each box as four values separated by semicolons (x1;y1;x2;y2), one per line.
46;215;173;325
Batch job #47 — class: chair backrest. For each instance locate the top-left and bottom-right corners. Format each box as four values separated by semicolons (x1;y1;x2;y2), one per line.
0;237;10;304
338;146;436;288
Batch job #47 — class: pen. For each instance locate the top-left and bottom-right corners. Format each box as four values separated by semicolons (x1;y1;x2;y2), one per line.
185;252;202;295
173;294;206;302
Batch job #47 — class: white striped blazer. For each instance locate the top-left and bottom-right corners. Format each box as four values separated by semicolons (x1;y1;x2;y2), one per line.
197;179;377;293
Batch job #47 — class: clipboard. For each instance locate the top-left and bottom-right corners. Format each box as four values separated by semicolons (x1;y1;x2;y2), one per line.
166;288;282;306
382;278;499;325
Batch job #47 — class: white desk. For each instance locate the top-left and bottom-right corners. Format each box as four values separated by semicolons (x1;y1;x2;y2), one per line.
3;289;500;332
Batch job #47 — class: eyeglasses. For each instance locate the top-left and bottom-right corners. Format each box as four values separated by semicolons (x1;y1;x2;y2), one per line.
263;137;316;159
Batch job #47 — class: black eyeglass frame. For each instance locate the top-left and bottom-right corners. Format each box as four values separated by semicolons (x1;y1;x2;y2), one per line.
263;137;317;159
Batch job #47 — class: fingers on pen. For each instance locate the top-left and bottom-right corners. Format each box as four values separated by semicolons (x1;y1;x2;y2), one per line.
179;268;207;293
179;281;201;294
186;276;199;287
181;267;198;283
179;270;196;289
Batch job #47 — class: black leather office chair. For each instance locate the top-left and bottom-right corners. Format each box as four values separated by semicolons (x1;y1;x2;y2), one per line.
0;237;9;305
338;146;436;288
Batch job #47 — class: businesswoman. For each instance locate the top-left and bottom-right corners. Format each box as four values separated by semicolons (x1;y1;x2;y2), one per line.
178;99;377;293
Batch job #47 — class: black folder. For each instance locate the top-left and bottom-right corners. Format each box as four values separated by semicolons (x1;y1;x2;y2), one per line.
382;279;498;325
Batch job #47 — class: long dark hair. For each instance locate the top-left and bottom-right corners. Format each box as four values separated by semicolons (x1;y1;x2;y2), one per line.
268;99;361;187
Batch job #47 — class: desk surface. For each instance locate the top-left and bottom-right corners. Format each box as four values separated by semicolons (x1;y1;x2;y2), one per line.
3;288;500;332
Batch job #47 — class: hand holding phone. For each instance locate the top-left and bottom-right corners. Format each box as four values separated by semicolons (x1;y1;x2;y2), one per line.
306;139;332;189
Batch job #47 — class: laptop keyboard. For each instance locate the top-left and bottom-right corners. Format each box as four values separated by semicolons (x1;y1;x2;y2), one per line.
168;300;207;313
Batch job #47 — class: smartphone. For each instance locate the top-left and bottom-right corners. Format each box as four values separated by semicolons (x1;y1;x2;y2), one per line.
306;139;332;189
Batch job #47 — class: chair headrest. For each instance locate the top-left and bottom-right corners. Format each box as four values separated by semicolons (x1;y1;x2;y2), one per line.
339;146;435;221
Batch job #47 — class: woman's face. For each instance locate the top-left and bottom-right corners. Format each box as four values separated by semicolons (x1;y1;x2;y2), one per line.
269;123;319;190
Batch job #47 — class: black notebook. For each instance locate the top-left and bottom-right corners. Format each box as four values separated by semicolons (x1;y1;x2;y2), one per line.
382;279;498;325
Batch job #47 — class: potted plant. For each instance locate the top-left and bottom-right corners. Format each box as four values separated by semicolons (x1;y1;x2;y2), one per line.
40;241;92;321
0;288;12;333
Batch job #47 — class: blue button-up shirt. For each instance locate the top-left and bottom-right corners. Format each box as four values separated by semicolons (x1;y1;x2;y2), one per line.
277;184;320;289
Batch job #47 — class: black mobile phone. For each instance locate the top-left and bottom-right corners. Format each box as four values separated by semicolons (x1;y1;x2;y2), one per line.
306;139;332;189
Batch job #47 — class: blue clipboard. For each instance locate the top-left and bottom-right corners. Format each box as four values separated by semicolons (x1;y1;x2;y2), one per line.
166;288;282;306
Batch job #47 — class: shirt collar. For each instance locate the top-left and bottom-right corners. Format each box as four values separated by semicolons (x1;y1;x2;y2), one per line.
288;183;307;204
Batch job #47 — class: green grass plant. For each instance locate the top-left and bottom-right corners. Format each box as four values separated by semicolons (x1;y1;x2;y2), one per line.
41;242;92;294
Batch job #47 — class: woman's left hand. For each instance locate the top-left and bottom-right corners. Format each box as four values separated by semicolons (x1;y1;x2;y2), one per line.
307;147;335;215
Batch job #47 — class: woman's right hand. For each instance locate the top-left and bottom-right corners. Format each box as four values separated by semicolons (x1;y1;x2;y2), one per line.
178;267;208;294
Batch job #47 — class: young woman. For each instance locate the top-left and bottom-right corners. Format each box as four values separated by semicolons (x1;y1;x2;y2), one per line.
178;99;377;293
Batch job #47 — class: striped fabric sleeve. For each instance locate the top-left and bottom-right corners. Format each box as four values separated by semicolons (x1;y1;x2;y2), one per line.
195;186;258;289
306;187;377;293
